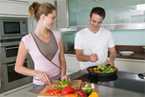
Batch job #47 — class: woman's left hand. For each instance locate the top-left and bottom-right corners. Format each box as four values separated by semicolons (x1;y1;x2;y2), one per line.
61;75;70;80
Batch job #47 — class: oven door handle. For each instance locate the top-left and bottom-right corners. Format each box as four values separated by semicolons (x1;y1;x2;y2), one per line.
5;46;18;50
7;63;15;67
1;61;16;66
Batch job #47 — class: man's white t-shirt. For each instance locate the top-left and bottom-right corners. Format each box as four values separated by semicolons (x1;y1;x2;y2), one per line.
75;27;115;70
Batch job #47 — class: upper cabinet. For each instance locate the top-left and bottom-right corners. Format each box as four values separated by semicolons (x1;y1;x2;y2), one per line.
0;0;29;17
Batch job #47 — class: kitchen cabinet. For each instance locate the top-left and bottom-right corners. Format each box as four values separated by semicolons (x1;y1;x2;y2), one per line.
28;0;56;3
115;58;145;73
0;0;56;17
0;0;29;17
65;54;80;75
9;0;29;2
57;0;68;28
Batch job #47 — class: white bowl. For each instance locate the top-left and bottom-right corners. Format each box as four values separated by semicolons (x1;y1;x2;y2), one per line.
120;51;134;56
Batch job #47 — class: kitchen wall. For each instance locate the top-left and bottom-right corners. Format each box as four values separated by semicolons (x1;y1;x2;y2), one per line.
68;0;145;25
67;0;145;46
112;29;145;45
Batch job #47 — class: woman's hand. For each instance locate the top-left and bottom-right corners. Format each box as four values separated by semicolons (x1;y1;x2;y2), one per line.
61;75;70;81
34;71;52;85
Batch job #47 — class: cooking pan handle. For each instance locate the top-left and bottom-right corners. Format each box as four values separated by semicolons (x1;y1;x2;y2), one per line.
138;73;145;79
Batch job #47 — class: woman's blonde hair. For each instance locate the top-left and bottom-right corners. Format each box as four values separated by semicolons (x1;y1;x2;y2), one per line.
28;2;56;21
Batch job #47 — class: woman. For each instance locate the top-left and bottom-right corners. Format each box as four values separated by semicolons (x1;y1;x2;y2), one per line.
15;2;67;90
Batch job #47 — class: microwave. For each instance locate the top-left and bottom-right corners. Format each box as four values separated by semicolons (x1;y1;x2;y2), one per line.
0;17;28;38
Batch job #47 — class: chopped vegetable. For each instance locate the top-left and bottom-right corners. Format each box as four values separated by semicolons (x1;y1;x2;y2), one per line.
55;80;70;89
88;64;116;73
88;90;99;97
82;83;93;95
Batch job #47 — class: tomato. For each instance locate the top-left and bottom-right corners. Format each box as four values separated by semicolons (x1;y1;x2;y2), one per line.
61;86;75;95
46;89;62;96
76;89;87;97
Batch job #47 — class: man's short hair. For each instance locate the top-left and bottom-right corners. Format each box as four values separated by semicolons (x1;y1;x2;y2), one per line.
90;7;106;19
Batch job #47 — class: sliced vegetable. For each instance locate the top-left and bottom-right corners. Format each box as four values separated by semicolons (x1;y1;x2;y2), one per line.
82;83;93;95
76;89;87;97
46;89;62;96
88;64;116;73
88;90;99;97
56;80;70;89
61;85;75;95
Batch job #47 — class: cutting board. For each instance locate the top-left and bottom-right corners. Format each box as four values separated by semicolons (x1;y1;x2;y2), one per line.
38;80;82;97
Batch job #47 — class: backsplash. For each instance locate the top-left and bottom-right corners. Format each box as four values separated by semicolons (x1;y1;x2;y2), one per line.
67;0;145;46
112;29;145;46
68;0;145;25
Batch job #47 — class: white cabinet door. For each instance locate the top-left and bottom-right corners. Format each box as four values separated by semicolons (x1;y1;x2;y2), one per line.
115;58;145;73
65;54;80;75
28;0;55;4
0;0;29;17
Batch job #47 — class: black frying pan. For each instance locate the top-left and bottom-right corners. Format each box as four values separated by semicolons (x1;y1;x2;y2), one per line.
87;65;118;81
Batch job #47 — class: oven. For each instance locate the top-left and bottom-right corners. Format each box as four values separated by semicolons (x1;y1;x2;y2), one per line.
0;38;20;63
0;17;33;93
0;60;33;92
0;17;27;38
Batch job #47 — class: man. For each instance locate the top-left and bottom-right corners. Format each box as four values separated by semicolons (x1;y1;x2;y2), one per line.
75;7;117;70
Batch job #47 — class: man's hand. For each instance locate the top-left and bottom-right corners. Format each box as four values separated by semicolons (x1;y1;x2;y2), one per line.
107;59;115;65
89;54;98;62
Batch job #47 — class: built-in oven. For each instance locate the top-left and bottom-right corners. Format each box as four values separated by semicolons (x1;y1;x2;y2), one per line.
5;45;18;58
0;17;27;38
0;60;33;92
0;17;31;93
0;40;20;63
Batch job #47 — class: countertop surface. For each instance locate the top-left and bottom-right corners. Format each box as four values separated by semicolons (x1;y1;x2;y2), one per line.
30;70;145;97
70;70;145;97
0;71;144;97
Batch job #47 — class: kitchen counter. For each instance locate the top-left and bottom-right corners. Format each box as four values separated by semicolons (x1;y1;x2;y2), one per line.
31;70;145;97
0;71;144;97
69;70;145;97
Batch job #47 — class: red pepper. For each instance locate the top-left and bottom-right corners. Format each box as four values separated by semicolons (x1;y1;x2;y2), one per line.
61;86;75;95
